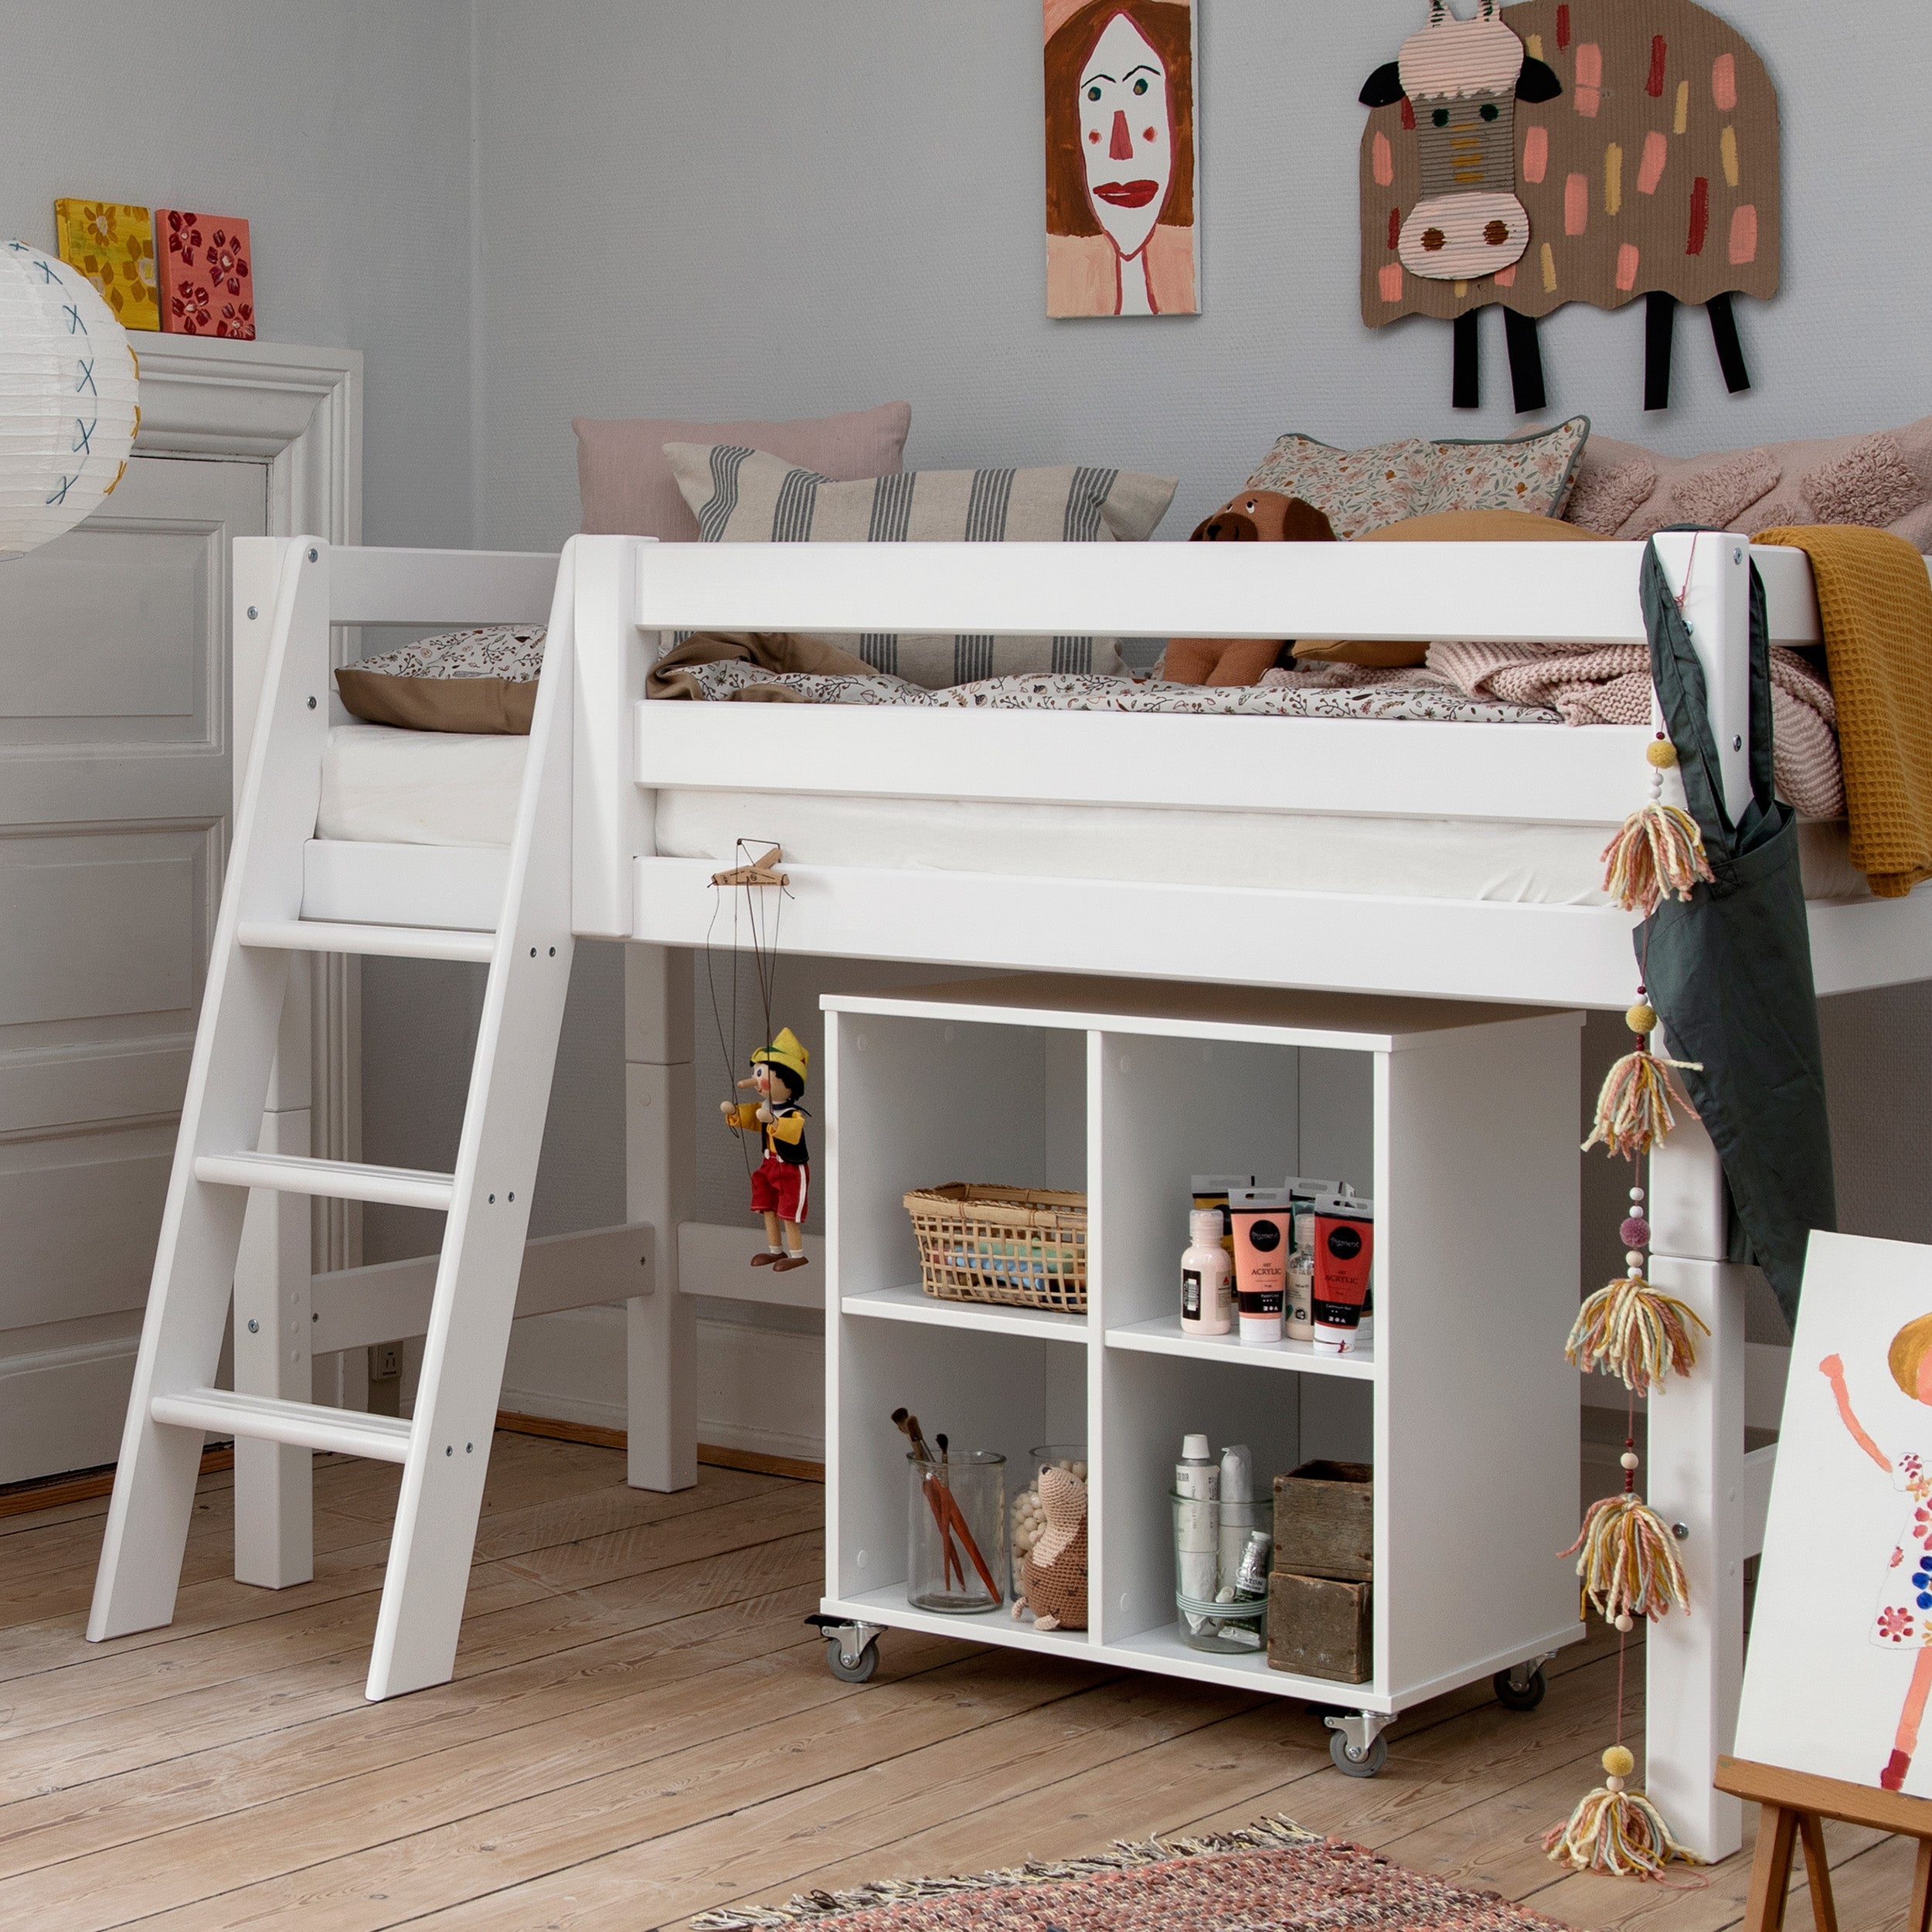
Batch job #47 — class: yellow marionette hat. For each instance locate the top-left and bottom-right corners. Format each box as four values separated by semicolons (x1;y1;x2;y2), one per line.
751;1027;810;1087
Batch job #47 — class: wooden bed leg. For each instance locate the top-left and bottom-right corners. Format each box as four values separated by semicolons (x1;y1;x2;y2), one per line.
1645;1098;1747;1863
231;981;315;1590
624;942;697;1492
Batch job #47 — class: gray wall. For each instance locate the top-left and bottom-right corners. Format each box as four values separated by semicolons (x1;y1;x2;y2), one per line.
0;0;476;553
471;0;1932;552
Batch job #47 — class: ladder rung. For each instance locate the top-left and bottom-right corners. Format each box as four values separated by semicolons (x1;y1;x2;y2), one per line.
150;1388;413;1462
237;918;495;964
195;1151;455;1212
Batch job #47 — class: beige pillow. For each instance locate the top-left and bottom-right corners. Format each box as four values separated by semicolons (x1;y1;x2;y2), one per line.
1563;417;1932;551
1244;418;1590;539
1293;510;1613;668
335;626;544;734
573;402;910;540
664;444;1178;685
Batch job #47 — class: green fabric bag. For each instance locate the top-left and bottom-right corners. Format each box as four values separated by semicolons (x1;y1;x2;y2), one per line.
1637;538;1835;1327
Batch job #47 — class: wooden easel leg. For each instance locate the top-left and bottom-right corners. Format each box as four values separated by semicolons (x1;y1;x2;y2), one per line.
1743;1804;1799;1932
1794;1810;1838;1932
1910;1836;1932;1932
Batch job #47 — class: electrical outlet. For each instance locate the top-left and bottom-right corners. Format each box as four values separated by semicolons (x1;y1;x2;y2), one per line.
372;1344;401;1381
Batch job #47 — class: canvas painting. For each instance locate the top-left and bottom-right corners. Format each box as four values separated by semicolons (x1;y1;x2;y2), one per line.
1737;1232;1932;1798
1044;0;1199;318
54;200;159;331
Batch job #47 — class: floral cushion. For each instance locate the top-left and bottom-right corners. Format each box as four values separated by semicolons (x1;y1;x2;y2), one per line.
1243;417;1589;539
335;626;546;735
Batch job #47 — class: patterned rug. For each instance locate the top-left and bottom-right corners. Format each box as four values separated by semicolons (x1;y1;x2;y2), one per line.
689;1819;1563;1930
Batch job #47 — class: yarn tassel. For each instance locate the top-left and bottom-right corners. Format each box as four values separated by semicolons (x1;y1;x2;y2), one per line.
1544;1750;1704;1882
1566;1274;1710;1395
1581;1044;1700;1158
1600;801;1713;916
1562;1492;1689;1623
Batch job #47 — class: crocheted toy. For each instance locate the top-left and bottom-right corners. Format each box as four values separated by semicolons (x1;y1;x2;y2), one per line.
1162;492;1335;687
1014;1464;1089;1631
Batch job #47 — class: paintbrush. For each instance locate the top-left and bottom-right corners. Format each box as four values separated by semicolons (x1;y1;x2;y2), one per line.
891;1406;937;1464
893;1407;961;1588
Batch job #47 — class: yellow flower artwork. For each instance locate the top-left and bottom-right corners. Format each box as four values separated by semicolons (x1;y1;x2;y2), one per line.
54;199;160;332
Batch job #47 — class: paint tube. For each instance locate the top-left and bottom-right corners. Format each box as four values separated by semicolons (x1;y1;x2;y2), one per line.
1229;1186;1293;1345
1175;1434;1219;1633
1191;1174;1253;1268
1311;1193;1375;1353
1219;1444;1253;1593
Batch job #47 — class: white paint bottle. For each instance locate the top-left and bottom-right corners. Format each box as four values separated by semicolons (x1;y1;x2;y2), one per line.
1180;1209;1233;1336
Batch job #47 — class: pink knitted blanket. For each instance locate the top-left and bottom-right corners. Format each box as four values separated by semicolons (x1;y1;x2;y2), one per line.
1264;643;1844;818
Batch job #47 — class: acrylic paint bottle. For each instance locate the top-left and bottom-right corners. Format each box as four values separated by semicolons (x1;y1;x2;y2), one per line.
1229;1185;1293;1345
1180;1209;1233;1336
1311;1193;1376;1353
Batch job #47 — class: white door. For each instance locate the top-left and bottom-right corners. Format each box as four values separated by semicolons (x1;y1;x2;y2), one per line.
0;454;266;1485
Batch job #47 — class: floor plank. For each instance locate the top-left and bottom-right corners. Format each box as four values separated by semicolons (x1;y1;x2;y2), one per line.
0;1431;1902;1932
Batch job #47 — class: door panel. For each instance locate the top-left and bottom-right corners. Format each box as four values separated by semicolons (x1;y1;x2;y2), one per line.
0;455;265;1484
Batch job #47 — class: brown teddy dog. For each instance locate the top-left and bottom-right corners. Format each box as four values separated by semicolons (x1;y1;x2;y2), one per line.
1162;490;1335;685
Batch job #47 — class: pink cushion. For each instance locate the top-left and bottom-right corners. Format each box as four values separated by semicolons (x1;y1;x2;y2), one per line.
1564;416;1932;553
573;402;912;541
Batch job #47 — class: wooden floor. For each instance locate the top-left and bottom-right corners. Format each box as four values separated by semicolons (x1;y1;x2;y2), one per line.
0;1433;1909;1930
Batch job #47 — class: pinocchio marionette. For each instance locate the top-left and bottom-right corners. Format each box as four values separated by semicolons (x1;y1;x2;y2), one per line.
720;1027;811;1272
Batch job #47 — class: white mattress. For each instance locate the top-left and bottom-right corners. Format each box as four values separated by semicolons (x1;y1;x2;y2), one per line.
317;723;1870;906
319;725;527;848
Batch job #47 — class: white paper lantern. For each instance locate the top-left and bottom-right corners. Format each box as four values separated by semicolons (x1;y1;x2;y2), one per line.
0;240;140;560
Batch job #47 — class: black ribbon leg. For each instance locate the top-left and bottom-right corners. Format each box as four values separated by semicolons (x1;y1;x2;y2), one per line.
1644;291;1676;411
1452;309;1480;410
1502;308;1546;413
1706;294;1751;393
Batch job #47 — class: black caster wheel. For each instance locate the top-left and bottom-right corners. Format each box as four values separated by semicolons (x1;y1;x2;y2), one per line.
1329;1729;1388;1778
825;1635;879;1683
1493;1665;1546;1712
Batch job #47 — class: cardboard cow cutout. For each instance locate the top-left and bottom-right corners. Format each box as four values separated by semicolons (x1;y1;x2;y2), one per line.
1360;0;1780;412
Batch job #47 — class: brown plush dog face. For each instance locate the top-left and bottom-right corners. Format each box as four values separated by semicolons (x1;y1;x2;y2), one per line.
1189;490;1336;543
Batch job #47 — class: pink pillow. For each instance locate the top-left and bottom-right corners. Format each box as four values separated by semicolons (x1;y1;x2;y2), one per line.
1563;417;1932;553
573;401;912;541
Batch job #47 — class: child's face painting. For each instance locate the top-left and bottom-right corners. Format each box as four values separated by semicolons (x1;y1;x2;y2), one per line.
1916;1351;1932;1406
1077;12;1172;262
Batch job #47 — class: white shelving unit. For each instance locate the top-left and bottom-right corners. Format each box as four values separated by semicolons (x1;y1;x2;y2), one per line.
818;974;1587;1762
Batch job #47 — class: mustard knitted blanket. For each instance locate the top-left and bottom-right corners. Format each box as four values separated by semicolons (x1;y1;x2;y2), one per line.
1755;525;1932;898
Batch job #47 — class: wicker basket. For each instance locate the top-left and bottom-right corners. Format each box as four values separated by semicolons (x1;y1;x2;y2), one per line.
903;1183;1089;1314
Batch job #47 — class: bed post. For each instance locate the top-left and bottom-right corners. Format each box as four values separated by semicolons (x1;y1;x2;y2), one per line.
1644;1044;1747;1862
625;942;697;1491
230;536;315;1589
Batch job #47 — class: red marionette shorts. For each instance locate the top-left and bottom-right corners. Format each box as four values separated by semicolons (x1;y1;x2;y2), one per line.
750;1152;809;1224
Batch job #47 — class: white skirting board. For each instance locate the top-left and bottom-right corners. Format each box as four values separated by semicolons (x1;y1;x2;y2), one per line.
502;1302;825;1463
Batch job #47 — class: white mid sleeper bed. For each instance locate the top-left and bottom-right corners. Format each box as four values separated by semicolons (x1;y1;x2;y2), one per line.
99;530;1932;1862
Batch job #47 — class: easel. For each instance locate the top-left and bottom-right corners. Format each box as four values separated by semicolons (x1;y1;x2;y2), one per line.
1716;1755;1932;1932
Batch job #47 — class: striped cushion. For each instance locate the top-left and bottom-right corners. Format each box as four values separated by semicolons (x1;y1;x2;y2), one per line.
663;444;1177;686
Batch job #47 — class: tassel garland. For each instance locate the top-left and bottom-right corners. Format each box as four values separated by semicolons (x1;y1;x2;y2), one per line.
1600;802;1713;917
1543;1747;1705;1882
1581;1041;1701;1159
1563;1490;1690;1624
1566;1274;1710;1395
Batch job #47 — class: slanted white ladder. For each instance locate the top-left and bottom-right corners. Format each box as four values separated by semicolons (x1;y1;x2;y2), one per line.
88;535;576;1701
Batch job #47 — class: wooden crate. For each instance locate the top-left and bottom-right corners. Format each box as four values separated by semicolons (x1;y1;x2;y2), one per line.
1273;1459;1372;1582
1267;1570;1372;1683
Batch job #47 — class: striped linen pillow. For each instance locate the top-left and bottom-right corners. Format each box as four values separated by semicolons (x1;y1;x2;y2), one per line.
662;444;1177;686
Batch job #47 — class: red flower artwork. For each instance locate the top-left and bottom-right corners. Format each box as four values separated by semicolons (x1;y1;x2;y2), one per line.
1879;1606;1915;1643
156;210;254;339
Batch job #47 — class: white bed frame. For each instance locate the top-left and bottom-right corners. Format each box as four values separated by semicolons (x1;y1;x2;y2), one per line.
204;530;1931;1859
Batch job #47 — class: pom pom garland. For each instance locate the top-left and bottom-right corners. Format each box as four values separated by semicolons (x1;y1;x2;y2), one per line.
1600;801;1713;917
1566;1274;1710;1395
1582;1043;1702;1159
1562;1491;1690;1624
1619;1215;1651;1249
